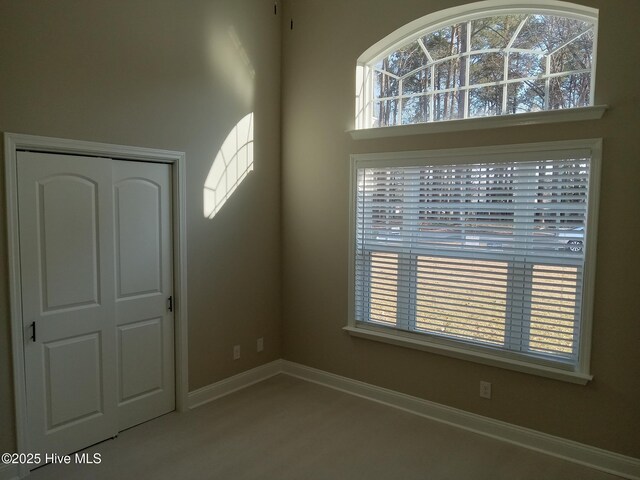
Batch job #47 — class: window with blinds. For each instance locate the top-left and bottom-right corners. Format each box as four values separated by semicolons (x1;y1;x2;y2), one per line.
350;141;600;379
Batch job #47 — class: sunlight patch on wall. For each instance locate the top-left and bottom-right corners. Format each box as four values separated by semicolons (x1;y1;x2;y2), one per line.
204;113;254;219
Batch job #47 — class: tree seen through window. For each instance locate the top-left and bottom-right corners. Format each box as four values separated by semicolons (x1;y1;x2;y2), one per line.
370;13;595;126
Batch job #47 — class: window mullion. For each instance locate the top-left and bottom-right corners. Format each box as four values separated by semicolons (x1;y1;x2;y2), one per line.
397;253;417;331
399;167;419;331
504;164;535;351
429;64;435;122
502;51;509;115
463;21;471;119
504;262;524;351
399;77;404;125
365;66;373;129
571;273;585;360
544;55;551;110
520;263;534;351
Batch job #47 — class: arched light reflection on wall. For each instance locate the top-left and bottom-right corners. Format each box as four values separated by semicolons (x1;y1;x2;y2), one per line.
204;112;254;218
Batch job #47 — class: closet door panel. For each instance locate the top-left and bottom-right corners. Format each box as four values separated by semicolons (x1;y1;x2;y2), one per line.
113;160;175;430
18;151;118;458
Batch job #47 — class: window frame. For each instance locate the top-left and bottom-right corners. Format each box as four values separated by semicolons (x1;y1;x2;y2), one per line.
346;139;601;384
354;0;601;134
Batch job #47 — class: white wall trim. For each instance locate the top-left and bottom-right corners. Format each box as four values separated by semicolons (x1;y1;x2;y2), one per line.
187;360;284;409
349;105;607;139
0;464;19;480
186;359;638;479
343;326;592;385
3;132;189;478
280;361;640;480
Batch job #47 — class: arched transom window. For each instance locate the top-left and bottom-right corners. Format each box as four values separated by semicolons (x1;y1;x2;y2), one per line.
355;2;597;129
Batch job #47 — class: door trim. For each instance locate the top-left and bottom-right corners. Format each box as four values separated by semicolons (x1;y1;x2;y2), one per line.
4;132;189;477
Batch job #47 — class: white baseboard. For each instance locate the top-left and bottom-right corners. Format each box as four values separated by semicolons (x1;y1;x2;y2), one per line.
187;359;639;479
187;359;283;409
280;360;640;480
0;463;19;480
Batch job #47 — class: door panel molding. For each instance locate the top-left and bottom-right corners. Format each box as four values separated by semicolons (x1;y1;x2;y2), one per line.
45;332;104;430
118;317;163;404
4;132;188;477
38;175;101;311
114;177;163;298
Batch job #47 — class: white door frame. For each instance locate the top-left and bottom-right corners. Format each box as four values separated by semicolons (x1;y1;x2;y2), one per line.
4;132;189;478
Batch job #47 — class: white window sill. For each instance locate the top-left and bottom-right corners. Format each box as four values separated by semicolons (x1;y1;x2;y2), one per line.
343;325;593;385
348;105;607;140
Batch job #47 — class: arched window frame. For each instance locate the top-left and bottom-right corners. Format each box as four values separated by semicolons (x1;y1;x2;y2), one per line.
354;0;602;133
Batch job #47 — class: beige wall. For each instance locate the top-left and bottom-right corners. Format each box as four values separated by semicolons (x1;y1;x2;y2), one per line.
0;0;282;453
1;0;639;463
281;0;640;457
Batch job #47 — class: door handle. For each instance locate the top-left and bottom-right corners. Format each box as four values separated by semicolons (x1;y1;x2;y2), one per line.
30;321;36;342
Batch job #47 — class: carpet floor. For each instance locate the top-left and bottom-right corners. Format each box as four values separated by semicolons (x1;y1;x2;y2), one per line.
28;374;622;479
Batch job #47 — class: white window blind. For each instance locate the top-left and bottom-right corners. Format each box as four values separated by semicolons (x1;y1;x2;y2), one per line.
353;147;597;372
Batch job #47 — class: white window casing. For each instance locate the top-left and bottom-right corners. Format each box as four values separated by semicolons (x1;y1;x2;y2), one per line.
347;139;601;384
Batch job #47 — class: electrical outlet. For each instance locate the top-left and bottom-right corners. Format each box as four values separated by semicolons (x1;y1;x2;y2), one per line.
257;337;264;352
233;345;240;360
480;381;492;399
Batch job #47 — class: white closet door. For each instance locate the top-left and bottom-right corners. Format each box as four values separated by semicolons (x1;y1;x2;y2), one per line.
18;151;118;456
113;160;175;430
18;152;175;460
